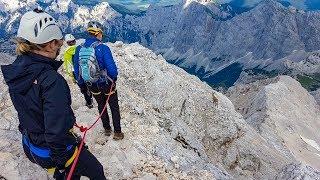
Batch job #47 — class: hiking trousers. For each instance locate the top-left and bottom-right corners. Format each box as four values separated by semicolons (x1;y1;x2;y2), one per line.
88;83;122;133
78;84;93;105
73;72;93;106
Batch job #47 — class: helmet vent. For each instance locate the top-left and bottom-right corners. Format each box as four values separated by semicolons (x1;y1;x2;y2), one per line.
34;24;38;37
17;10;63;44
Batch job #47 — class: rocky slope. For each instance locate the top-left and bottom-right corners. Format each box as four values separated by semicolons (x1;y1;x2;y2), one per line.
1;42;320;179
233;49;320;92
227;75;320;170
311;89;320;105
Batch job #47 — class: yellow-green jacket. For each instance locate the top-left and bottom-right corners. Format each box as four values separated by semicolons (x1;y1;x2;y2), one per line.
63;45;76;80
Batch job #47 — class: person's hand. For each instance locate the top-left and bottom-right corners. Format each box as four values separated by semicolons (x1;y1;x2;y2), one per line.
53;166;66;179
74;133;88;149
74;133;82;142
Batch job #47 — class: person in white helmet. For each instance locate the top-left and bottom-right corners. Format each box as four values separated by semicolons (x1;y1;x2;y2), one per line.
63;33;93;109
1;9;106;180
63;34;76;80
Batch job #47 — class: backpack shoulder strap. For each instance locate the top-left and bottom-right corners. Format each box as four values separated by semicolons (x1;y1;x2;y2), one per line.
78;42;84;49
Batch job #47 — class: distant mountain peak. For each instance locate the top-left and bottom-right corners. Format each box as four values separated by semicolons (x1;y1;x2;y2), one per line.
183;0;214;8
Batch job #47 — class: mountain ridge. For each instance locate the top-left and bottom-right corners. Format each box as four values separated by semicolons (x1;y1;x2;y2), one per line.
1;0;320;89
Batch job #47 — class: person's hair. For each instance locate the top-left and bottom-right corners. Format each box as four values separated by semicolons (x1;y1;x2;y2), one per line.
88;31;99;37
15;38;57;55
15;38;40;55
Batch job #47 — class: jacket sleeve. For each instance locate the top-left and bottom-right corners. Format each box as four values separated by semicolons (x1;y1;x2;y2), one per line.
41;71;76;168
62;55;68;72
102;45;118;81
73;46;84;85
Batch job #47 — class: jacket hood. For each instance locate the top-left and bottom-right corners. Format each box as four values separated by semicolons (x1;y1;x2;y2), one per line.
1;53;62;94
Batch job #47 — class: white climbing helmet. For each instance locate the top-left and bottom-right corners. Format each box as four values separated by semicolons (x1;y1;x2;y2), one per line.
65;34;75;42
17;9;63;44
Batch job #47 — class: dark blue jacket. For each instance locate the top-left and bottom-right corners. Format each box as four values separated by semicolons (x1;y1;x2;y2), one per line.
1;53;77;168
73;37;118;86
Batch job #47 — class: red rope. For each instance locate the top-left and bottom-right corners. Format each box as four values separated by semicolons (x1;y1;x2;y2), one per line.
67;82;114;180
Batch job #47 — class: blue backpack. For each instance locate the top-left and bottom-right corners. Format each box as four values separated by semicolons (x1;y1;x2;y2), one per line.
79;41;102;83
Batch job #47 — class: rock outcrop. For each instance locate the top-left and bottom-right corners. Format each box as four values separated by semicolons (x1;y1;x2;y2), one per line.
228;76;320;170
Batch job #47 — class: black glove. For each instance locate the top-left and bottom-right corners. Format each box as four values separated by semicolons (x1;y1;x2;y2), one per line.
53;168;66;180
74;133;82;144
74;133;88;150
51;145;77;172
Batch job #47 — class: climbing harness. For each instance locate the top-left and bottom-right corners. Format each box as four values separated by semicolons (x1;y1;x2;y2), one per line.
91;90;115;96
22;134;78;174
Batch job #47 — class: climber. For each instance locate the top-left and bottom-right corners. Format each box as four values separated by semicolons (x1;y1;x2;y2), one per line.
63;34;77;81
63;33;93;109
73;21;124;140
1;9;106;180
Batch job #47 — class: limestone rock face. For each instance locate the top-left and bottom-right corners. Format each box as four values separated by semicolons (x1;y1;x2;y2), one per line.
228;76;320;170
311;88;320;106
276;163;320;180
